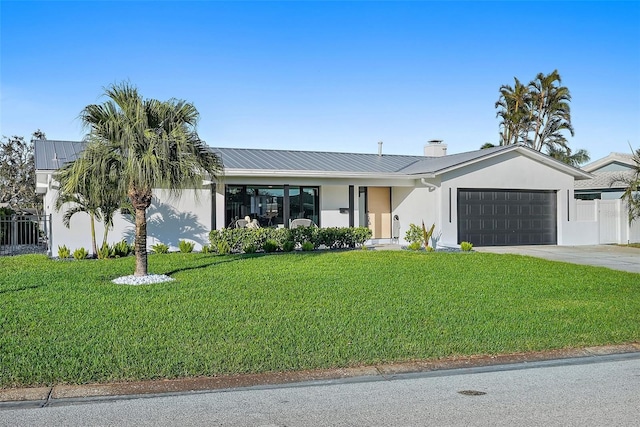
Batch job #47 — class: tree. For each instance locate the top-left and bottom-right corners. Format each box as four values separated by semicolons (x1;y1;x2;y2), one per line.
545;146;590;167
55;140;124;257
31;129;47;141
0;135;38;210
495;70;587;166
529;70;574;152
80;82;223;276
610;147;640;225
495;77;531;146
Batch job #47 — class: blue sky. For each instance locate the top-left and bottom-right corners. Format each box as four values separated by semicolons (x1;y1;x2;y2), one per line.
1;1;639;161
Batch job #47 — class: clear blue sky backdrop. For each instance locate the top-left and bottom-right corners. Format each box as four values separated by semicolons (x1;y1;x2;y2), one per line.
1;1;639;161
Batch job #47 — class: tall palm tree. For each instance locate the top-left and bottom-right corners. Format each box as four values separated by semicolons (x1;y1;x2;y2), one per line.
528;70;574;152
81;82;223;276
495;77;531;146
55;140;124;257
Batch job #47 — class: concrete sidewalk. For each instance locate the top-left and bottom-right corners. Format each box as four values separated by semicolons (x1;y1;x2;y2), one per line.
474;244;640;274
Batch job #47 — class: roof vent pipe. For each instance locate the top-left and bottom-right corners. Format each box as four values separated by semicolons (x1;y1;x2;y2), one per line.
378;141;383;156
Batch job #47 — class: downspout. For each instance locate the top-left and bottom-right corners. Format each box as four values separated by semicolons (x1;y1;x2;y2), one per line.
420;178;437;191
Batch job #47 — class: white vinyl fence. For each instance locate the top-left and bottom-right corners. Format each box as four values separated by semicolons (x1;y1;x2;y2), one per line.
575;199;640;244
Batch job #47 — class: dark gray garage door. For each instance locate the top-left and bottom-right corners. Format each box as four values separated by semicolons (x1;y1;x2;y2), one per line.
458;189;557;246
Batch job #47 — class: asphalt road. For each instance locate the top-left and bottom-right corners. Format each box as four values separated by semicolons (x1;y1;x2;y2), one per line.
2;353;639;427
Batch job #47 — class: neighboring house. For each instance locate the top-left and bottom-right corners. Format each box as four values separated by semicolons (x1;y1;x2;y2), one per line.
35;140;594;253
573;152;640;244
575;152;636;200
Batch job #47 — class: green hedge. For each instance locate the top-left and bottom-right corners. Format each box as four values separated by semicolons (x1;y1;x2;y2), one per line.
209;226;372;254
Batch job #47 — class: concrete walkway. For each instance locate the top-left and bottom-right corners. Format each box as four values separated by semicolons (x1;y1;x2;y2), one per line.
474;245;640;274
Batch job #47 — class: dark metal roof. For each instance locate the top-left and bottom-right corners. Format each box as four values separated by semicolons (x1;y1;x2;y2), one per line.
34;140;87;170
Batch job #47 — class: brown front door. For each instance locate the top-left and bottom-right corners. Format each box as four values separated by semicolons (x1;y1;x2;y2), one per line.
367;187;391;239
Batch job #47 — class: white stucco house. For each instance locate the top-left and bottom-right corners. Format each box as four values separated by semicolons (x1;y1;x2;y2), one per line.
35;139;597;253
575;152;636;200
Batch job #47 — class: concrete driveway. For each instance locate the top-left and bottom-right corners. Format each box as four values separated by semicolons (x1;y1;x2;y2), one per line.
474;245;640;274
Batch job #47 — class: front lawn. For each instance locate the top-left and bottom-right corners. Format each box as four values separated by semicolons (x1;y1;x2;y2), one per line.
1;251;639;388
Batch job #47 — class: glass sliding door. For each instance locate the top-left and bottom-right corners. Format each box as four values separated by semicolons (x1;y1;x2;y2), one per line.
290;187;319;226
225;185;319;228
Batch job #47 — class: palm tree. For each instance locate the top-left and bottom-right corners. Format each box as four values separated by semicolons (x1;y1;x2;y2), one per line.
545;146;590;167
610;147;640;225
495;77;530;145
528;70;574;152
55;140;124;257
81;82;223;276
495;77;531;146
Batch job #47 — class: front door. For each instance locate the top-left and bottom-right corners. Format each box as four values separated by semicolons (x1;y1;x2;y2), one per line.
367;187;391;239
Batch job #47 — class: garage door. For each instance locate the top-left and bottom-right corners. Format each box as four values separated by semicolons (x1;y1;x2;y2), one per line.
458;189;557;246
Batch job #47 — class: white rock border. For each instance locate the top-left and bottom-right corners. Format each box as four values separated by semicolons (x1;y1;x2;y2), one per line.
112;274;175;285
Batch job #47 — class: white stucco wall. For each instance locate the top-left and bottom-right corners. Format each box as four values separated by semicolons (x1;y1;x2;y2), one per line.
320;185;351;228
392;185;439;245
46;187;212;255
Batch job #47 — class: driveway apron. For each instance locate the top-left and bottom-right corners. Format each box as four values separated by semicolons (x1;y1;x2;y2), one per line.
474;245;640;274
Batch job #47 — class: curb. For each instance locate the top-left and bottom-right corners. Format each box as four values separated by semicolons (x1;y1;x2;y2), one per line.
2;343;639;405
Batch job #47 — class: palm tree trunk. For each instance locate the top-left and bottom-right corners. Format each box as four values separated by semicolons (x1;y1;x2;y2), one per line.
102;223;109;250
134;206;148;276
90;214;97;258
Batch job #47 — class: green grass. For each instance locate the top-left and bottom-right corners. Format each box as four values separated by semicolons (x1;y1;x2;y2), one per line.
620;243;640;248
1;251;639;388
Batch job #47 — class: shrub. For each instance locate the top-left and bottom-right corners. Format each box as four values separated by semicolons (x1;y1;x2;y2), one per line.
151;243;169;254
243;243;257;254
112;240;132;258
460;241;474;251
270;228;293;249
421;222;435;248
209;226;370;253
263;240;278;253
217;241;231;255
301;241;315;251
282;240;295;252
97;242;113;259
405;224;424;246
73;247;89;260
201;244;212;254
179;240;195;253
407;241;422;251
291;226;318;248
58;245;71;259
318;227;340;249
352;227;372;247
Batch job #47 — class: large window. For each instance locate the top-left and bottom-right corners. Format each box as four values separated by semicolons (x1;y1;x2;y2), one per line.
289;187;319;225
225;185;319;228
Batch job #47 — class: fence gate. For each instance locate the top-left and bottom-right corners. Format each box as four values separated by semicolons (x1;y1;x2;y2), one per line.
0;214;51;256
598;200;620;244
